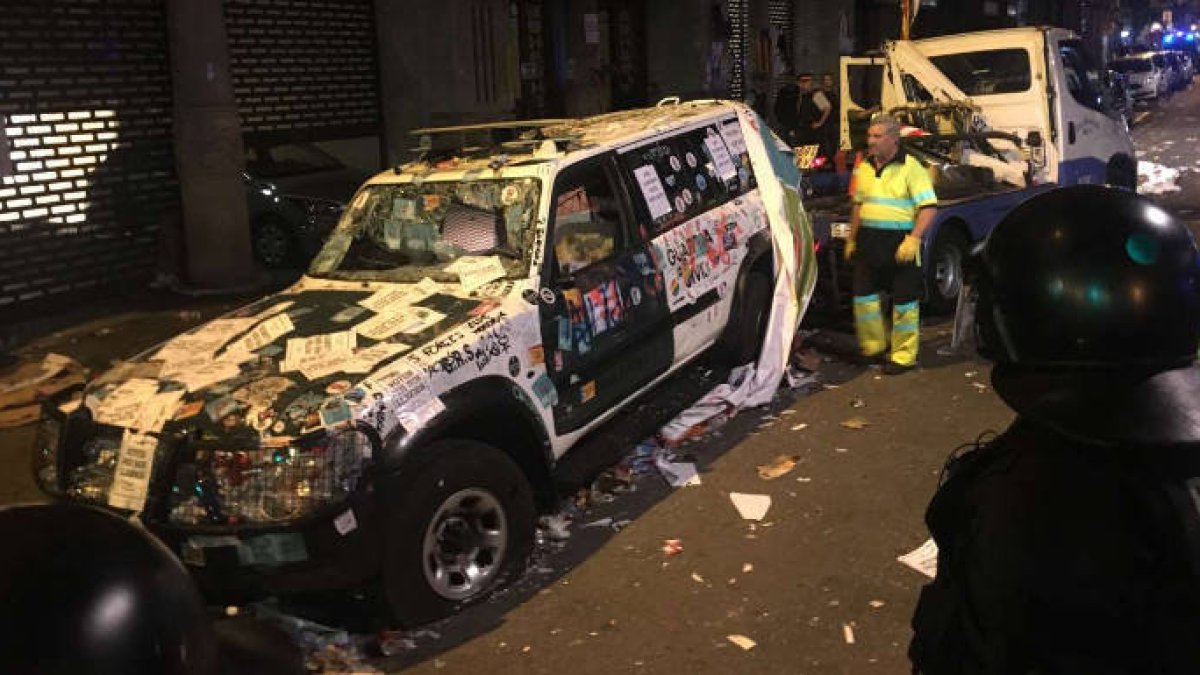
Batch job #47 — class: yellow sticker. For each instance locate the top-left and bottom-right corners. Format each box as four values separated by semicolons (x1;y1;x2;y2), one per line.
422;194;441;211
581;380;596;403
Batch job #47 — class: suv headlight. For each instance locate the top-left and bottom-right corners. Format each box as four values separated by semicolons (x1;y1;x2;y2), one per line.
167;428;373;527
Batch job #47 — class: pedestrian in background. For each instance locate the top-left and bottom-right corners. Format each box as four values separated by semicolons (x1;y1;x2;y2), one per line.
845;113;936;374
796;72;831;150
910;186;1200;674
820;72;840;169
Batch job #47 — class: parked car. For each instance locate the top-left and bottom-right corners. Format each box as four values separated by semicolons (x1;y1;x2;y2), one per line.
1168;49;1195;83
34;101;816;626
1111;53;1169;101
243;142;371;268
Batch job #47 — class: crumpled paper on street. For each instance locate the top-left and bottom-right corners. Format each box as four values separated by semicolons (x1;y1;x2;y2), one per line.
0;353;87;428
1138;160;1182;195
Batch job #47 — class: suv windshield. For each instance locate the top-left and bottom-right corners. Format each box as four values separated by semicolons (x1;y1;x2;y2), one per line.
309;178;542;282
1111;58;1152;74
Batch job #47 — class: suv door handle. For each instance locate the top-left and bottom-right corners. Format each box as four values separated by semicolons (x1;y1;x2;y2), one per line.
1068;121;1076;145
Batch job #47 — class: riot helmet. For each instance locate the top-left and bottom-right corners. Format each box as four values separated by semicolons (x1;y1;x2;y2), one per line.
0;503;218;675
975;184;1200;445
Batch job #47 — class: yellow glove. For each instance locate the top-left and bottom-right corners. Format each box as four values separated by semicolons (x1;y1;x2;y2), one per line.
895;234;922;265
843;236;856;262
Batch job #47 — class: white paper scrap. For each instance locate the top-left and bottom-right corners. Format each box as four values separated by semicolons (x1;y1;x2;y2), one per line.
897;538;939;579
705;135;738;182
284;331;356;366
92;378;161;428
632;164;673;220
333;509;358;536
729;492;772;521
354;307;445;340
719;118;748;156
448;256;506;292
344;342;411;373
130;390;185;434
167;360;242;393
655;456;702;487
358;278;439;312
231;313;294;355
107;430;159;511
397;396;446;434
726;634;756;651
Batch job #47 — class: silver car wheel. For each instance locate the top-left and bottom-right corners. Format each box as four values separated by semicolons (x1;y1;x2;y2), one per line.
421;488;509;601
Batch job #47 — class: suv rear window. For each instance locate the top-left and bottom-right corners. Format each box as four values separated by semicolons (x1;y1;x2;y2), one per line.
619;119;757;235
928;49;1032;95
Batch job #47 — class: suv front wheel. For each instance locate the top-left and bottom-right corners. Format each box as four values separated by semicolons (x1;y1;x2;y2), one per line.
380;439;535;626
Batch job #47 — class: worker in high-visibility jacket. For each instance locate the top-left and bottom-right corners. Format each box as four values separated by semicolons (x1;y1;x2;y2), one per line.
845;114;938;374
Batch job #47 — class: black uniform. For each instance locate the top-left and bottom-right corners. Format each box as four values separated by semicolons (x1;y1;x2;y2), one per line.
909;185;1200;675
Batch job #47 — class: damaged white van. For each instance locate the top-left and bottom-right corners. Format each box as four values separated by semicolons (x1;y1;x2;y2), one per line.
34;100;816;625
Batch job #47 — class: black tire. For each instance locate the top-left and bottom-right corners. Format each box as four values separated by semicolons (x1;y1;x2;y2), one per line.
380;439;535;627
1106;155;1137;191
252;216;295;269
716;270;772;366
924;228;968;315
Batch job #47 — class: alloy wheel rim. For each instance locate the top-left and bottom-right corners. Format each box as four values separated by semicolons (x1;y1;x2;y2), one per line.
421;488;508;601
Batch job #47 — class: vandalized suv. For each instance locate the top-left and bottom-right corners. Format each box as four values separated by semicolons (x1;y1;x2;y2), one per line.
35;100;816;625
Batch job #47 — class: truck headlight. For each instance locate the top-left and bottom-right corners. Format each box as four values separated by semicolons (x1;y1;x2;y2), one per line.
168;428;373;527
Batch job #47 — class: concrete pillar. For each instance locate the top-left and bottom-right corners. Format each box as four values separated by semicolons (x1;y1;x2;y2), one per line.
166;0;256;288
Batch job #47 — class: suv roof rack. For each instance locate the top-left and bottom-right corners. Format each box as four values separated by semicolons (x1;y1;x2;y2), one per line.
400;119;581;172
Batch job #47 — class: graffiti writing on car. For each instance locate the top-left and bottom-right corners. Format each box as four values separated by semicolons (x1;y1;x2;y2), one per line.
653;194;765;312
427;327;513;376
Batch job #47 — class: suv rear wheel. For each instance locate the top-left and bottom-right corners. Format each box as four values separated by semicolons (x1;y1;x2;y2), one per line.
715;270;772;366
381;439;535;626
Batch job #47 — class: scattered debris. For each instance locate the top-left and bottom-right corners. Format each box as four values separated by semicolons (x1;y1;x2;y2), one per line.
790;423;808;431
971;382;988;392
655;455;702;487
964;371;978;378
539;514;572;541
834;447;849;454
796;476;812;483
1139;160;1182;194
742;563;754;573
691;572;706;584
730;492;772;521
869;600;886;609
843;623;857;645
584;517;613;528
0;353;87;429
898;538;939;578
252;602;378;673
757;454;799;480
839;417;869;430
850;396;866;408
726;634;757;651
662;539;684;556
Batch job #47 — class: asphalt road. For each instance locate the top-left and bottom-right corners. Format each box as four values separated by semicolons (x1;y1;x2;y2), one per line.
0;80;1197;674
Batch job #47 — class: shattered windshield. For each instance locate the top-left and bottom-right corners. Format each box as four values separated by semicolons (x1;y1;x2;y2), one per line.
309;178;542;282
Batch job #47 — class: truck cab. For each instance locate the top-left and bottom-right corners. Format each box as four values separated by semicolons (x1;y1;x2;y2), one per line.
840;27;1137;190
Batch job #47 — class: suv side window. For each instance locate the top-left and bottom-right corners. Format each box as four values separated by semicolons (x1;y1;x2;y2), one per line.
550;159;623;277
1059;41;1104;113
619;118;757;236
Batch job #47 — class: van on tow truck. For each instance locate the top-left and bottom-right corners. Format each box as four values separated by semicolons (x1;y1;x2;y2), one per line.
807;26;1137;314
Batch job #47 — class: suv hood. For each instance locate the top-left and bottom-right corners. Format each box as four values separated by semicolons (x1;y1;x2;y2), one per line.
79;277;535;447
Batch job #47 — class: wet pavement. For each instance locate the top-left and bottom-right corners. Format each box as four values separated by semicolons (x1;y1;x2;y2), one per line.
1;80;1198;674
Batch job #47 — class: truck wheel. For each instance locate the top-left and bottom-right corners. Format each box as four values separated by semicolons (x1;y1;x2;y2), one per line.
380;440;535;627
1106;155;1137;191
925;229;967;315
715;270;773;366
